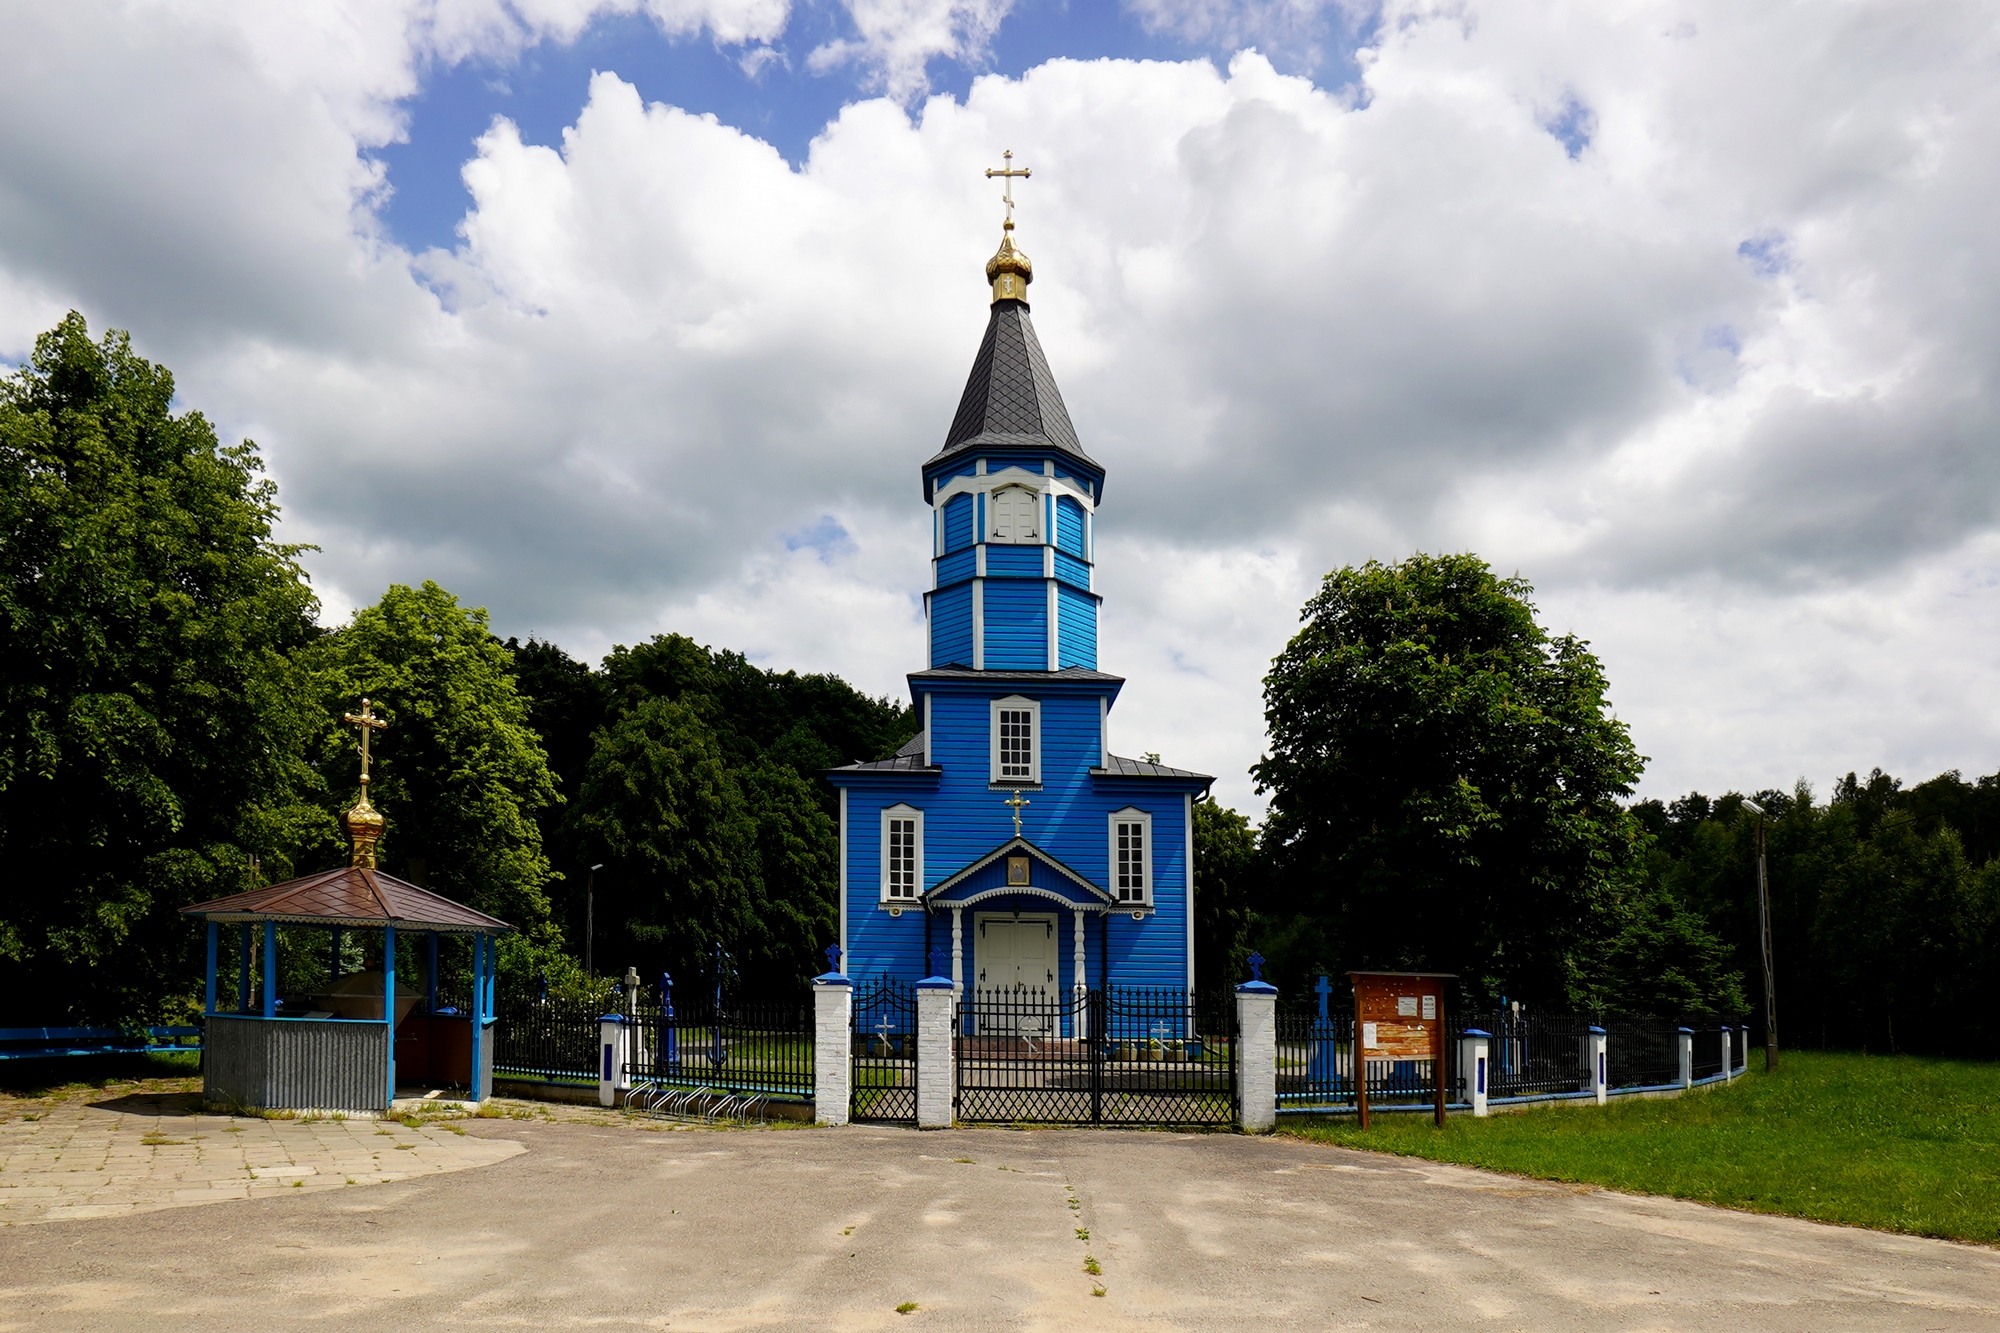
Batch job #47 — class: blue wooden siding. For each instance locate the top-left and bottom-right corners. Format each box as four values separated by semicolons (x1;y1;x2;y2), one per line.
983;545;1043;578
928;460;979;495
943;494;974;551
1058;586;1097;669
930;585;973;668
1056;496;1086;557
935;547;975;587
836;689;1194;990
982;580;1048;669
1054;550;1090;590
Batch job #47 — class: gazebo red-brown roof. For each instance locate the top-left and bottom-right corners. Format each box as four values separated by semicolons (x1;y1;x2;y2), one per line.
182;867;511;934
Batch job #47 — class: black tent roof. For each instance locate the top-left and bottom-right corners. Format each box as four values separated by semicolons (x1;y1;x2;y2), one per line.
923;299;1094;495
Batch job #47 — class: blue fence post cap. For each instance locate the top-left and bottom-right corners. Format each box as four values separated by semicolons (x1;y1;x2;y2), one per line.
1677;1026;1695;1034
598;1012;626;1024
1463;1028;1491;1039
1588;1025;1606;1034
813;972;852;986
917;976;954;990
1235;980;1277;995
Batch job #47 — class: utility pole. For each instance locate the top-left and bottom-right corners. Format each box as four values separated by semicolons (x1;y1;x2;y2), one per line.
1743;800;1778;1071
585;863;603;977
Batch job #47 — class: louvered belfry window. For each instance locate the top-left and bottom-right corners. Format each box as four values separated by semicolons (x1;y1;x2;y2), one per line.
998;708;1034;780
989;486;1039;543
1115;820;1146;901
887;817;917;899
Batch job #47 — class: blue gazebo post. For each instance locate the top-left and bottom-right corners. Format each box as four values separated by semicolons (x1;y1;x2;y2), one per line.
467;931;485;1102
426;933;438;1014
383;923;397;1105
262;921;278;1017
204;922;218;1016
238;923;253;1012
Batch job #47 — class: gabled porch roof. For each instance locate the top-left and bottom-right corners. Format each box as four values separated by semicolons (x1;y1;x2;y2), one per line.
922;836;1118;913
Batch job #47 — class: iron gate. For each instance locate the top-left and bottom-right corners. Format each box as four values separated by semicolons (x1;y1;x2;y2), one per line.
955;987;1235;1126
851;978;917;1122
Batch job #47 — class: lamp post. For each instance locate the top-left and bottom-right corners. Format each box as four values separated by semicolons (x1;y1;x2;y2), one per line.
1742;799;1778;1072
585;863;604;977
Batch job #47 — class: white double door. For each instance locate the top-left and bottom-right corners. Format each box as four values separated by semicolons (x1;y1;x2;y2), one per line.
977;914;1060;1036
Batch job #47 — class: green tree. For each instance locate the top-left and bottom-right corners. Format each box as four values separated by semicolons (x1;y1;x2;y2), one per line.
298;582;562;980
1193;797;1260;989
1252;553;1680;1007
0;314;319;1021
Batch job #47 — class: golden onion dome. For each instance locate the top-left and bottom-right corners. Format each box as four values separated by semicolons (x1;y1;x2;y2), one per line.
986;221;1033;304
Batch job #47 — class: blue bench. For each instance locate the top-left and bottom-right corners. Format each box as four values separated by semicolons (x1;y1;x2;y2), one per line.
0;1026;202;1060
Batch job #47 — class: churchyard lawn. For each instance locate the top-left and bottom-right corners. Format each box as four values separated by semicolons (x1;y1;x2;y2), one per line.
1282;1050;2000;1244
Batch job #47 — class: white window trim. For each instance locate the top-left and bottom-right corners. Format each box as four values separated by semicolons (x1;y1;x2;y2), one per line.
1108;807;1153;905
880;804;924;905
987;483;1043;545
989;695;1041;785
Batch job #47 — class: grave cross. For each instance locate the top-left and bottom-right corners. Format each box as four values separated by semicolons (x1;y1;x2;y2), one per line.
984;149;1031;225
1315;974;1333;1021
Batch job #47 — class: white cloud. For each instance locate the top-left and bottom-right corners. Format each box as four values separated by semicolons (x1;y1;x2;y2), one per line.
808;0;1017;104
4;0;2000;817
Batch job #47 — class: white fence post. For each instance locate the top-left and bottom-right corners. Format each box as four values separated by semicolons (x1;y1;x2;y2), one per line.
916;976;955;1129
1461;1029;1490;1117
1585;1026;1607;1104
1677;1026;1694;1090
814;971;853;1127
1721;1025;1734;1082
597;1012;628;1108
1235;978;1277;1133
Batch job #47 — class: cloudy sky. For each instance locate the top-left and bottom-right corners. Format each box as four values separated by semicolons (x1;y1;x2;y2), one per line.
4;0;1998;814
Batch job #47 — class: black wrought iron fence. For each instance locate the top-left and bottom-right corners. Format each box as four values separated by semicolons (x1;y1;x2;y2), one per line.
494;997;602;1082
1277;1009;1353;1108
954;987;1234;1126
1689;1022;1726;1081
1458;1011;1594;1100
1601;1019;1681;1089
626;994;813;1101
851;978;916;1122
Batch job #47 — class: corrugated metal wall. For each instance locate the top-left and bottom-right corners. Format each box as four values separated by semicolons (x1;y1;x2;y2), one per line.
204;1015;390;1112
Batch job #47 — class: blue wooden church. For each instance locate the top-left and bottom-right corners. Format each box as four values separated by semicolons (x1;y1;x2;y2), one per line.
829;200;1213;1001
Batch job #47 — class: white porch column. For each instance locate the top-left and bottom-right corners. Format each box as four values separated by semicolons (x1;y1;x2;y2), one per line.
1072;909;1087;1041
916;977;956;1129
1460;1029;1491;1117
1585;1026;1608;1104
1235;980;1278;1133
597;1012;629;1108
950;908;964;999
814;973;853;1127
1677;1027;1695;1090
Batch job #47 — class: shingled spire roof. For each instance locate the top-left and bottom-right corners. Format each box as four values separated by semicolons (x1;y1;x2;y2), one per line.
931;300;1090;472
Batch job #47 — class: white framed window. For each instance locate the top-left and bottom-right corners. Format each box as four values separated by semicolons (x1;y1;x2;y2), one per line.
880;804;923;902
989;695;1041;784
987;484;1041;544
1109;807;1152;904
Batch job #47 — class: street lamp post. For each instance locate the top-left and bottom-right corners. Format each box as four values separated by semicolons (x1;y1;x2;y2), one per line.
1742;800;1778;1072
585;863;604;977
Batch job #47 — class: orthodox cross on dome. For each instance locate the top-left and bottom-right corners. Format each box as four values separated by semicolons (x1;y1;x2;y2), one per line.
1004;789;1030;838
343;699;388;794
985;149;1031;226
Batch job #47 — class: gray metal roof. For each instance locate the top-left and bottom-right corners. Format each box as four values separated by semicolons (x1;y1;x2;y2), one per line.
830;731;939;775
927;301;1092;473
909;665;1124;685
1092;753;1215;782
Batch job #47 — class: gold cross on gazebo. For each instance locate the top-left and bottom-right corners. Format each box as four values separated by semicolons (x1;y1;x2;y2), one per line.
1004;789;1030;838
343;698;388;794
985;149;1030;225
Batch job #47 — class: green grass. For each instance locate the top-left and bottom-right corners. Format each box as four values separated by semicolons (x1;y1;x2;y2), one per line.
1281;1050;2000;1245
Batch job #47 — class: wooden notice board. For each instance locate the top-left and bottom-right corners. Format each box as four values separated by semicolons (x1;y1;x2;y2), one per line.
1349;971;1454;1127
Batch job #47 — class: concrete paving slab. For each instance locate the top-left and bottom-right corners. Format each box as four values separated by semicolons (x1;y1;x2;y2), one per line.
0;1115;1994;1330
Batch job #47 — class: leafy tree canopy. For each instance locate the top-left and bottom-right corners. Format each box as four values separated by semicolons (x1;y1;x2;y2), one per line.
1252;553;1728;1009
298;581;564;978
0;314;319;1021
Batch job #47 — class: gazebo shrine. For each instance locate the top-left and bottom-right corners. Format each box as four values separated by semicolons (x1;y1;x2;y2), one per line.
182;699;511;1114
